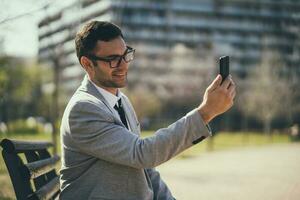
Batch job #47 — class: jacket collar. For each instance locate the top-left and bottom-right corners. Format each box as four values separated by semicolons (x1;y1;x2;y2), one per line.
78;75;116;115
77;75;137;133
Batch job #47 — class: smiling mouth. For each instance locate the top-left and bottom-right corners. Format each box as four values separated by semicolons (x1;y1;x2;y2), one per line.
113;72;126;77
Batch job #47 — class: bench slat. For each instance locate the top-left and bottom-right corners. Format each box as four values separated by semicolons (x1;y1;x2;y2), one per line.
23;155;60;179
29;176;60;200
1;139;53;153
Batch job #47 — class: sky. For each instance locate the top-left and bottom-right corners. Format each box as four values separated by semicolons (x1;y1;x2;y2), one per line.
0;0;75;57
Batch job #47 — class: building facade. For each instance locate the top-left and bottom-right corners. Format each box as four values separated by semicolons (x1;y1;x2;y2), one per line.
38;0;300;99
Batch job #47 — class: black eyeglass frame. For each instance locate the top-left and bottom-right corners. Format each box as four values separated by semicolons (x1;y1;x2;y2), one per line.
87;46;135;68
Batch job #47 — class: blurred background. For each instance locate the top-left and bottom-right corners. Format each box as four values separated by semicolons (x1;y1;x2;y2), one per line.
0;0;300;199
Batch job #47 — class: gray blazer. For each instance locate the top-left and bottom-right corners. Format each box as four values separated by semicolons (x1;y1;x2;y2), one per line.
59;75;211;200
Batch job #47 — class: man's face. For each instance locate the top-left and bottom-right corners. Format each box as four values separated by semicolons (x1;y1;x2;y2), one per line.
89;37;129;94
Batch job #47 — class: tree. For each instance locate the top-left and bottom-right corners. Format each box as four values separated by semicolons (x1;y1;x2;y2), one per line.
0;56;52;128
126;86;162;123
238;50;292;135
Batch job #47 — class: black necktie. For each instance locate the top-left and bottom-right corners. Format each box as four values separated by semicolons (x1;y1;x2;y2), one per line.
114;99;129;129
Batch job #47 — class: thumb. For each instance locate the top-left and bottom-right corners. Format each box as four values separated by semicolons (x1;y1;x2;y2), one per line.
207;75;222;92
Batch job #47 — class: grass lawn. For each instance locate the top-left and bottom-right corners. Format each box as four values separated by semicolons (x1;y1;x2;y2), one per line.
0;131;291;199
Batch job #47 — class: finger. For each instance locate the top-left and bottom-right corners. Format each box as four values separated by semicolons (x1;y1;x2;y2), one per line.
227;78;236;89
228;85;236;98
221;74;232;89
228;78;236;90
207;74;222;92
230;89;236;99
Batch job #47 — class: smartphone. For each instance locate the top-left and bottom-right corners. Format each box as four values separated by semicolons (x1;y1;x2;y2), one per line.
219;56;229;82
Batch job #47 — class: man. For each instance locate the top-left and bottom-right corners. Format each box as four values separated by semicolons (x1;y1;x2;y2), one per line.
60;21;236;200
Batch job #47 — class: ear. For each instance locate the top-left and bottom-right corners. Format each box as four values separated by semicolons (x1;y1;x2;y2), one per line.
81;56;95;78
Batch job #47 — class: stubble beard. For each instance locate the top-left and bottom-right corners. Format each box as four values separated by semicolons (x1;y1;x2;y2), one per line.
98;73;128;89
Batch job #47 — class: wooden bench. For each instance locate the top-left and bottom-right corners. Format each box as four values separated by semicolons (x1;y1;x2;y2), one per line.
0;138;60;200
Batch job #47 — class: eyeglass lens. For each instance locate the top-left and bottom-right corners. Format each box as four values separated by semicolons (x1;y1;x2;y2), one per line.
110;49;135;68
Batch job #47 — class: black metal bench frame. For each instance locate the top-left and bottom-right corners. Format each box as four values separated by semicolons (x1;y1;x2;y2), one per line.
1;138;60;200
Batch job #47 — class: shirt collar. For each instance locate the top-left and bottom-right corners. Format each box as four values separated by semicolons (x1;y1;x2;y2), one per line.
90;80;121;109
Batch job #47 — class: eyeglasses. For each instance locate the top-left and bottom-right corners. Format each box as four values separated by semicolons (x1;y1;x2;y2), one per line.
87;46;135;68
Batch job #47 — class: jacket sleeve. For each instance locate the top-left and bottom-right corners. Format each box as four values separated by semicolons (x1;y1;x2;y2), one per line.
65;100;212;169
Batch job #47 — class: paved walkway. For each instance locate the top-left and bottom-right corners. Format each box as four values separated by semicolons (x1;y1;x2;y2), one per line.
157;143;300;200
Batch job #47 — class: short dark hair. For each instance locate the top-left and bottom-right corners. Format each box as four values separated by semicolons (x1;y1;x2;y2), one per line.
75;21;123;64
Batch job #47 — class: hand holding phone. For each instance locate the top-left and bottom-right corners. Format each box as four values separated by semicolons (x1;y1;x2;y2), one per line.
219;56;229;83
